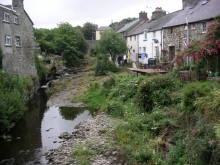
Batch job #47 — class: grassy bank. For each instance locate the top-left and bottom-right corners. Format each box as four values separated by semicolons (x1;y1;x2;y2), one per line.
73;70;220;165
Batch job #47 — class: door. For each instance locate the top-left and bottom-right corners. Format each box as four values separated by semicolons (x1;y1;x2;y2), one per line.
169;46;175;61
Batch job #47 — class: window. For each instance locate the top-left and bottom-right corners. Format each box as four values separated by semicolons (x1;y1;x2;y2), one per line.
3;12;9;22
15;36;20;46
130;36;132;41
134;35;136;41
143;47;146;52
153;32;156;38
5;35;11;45
191;23;195;29
201;22;207;33
14;15;19;24
155;46;159;57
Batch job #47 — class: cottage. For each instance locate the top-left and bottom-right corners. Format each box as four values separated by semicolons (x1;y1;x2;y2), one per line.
0;0;37;77
163;0;220;61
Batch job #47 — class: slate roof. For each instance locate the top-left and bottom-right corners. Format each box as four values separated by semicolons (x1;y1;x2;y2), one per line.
127;20;149;36
117;19;140;33
164;0;220;28
1;3;34;25
96;26;112;31
147;10;181;32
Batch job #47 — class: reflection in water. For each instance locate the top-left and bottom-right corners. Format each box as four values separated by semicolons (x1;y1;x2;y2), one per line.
0;90;47;165
0;91;94;165
59;106;96;120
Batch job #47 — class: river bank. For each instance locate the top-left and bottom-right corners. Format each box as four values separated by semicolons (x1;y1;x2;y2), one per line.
45;68;123;165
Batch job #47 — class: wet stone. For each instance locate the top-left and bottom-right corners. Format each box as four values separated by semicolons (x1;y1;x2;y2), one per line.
45;113;123;165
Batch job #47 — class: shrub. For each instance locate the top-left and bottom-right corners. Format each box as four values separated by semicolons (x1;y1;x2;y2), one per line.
105;100;124;117
34;51;47;81
0;71;29;132
102;76;116;89
183;81;219;113
139;108;175;136
166;142;188;165
136;74;178;112
94;55;119;76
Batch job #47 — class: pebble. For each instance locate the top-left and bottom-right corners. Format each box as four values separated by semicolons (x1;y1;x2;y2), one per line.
46;113;123;165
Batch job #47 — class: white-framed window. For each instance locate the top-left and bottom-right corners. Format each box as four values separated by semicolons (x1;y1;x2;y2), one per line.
130;36;132;41
201;22;207;33
134;35;136;41
191;23;195;29
5;35;11;45
15;36;20;46
3;12;9;22
143;47;146;52
14;15;19;24
153;32;156;38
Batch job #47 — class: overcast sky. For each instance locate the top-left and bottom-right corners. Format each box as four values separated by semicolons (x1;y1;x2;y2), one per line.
2;0;182;29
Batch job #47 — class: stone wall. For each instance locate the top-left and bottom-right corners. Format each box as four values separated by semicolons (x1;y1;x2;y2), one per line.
163;20;213;52
1;0;37;77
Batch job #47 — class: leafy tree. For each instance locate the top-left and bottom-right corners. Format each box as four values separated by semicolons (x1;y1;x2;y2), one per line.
95;30;127;62
54;23;88;66
34;28;55;55
82;22;98;40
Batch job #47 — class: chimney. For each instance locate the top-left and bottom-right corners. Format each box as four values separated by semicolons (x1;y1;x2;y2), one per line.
126;18;132;24
139;11;149;22
151;7;166;20
12;0;24;9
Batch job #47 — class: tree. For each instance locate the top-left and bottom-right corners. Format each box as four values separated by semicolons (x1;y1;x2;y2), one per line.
54;23;88;66
34;28;56;55
96;30;127;62
82;22;98;40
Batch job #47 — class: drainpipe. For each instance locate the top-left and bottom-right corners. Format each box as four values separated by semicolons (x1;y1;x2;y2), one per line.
186;17;189;64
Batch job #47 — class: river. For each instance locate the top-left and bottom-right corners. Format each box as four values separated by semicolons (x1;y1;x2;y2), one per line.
0;90;95;165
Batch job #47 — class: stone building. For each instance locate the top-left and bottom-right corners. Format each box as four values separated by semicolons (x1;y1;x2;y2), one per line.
0;0;37;77
162;0;220;61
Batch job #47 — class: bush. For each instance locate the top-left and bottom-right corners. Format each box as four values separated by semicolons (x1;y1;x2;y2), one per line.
136;74;178;112
105;100;124;117
34;51;47;81
94;55;119;76
0;71;29;132
102;76;116;89
183;81;219;113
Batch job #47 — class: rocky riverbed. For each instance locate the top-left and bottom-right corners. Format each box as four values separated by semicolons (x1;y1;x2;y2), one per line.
46;113;123;165
45;68;124;165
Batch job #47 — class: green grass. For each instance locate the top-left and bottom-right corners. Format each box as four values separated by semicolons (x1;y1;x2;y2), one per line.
72;71;220;165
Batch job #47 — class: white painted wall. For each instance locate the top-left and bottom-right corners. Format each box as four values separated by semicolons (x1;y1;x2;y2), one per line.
126;35;139;55
138;30;162;64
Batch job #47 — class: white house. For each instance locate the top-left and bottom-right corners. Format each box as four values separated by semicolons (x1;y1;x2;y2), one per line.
138;8;180;65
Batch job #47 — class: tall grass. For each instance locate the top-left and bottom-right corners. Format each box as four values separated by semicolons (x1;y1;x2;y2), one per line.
0;70;33;133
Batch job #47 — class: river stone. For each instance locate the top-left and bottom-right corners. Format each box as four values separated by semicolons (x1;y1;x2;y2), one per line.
45;113;123;165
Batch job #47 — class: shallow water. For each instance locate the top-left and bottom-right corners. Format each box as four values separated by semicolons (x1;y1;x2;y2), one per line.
0;91;94;165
